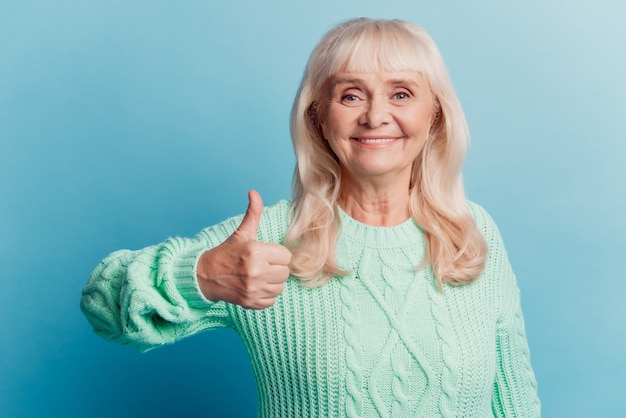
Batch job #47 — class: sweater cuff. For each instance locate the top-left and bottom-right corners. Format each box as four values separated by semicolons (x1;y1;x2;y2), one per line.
173;246;215;309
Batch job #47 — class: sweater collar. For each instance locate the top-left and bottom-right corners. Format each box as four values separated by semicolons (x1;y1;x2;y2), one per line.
336;205;424;248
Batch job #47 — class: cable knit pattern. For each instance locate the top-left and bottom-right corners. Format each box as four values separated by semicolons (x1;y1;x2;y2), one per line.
81;199;541;417
427;267;458;417
340;271;364;418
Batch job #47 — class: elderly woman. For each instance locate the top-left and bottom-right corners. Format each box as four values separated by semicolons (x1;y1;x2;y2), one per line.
81;18;540;417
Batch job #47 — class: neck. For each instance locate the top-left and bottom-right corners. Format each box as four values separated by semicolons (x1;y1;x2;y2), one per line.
338;176;411;226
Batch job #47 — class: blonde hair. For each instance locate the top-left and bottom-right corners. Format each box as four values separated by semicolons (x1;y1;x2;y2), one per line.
286;18;487;288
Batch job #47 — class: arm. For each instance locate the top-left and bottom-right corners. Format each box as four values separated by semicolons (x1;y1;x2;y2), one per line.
80;228;235;353
80;192;292;352
469;203;541;417
492;269;541;417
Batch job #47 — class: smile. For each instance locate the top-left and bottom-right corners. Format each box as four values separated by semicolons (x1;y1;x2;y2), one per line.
353;137;398;144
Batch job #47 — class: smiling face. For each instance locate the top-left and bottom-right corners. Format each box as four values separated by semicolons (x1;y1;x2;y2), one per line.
320;70;435;188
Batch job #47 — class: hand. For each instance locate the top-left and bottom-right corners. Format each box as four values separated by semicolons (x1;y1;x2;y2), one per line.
197;190;292;309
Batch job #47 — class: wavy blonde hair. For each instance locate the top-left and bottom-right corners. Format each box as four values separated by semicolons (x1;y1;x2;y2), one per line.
285;18;487;288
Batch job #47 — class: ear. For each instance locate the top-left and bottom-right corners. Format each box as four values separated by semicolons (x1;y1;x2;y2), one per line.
320;118;328;139
307;102;328;139
430;97;441;128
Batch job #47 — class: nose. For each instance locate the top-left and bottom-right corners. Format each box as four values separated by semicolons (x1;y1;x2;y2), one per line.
359;96;391;128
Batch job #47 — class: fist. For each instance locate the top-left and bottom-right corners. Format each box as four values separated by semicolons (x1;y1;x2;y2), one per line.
197;190;292;309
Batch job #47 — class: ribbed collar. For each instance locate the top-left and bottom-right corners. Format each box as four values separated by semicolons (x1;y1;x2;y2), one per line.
337;205;424;248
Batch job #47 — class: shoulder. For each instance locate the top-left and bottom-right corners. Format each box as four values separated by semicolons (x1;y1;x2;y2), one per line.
218;198;292;227
466;200;513;283
466;201;515;288
194;199;292;246
467;200;496;230
467;200;504;247
258;199;293;243
263;199;292;219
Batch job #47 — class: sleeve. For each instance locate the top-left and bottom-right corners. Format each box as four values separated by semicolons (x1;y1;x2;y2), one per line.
468;202;541;417
80;215;244;352
491;267;541;418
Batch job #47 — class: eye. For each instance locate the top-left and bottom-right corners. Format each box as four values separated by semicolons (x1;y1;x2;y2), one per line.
393;91;411;100
339;91;364;106
341;94;360;102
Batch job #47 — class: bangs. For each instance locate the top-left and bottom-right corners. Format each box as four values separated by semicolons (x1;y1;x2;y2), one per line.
330;21;430;76
303;19;444;102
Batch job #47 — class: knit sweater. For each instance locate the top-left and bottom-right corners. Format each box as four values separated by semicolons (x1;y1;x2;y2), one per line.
81;200;540;417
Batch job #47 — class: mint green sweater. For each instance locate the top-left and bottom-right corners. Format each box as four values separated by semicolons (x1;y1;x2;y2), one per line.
81;200;540;417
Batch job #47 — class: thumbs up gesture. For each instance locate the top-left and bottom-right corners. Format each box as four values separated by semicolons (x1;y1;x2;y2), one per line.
196;190;293;309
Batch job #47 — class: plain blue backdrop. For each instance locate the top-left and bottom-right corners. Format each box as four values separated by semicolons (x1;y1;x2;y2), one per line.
2;1;625;417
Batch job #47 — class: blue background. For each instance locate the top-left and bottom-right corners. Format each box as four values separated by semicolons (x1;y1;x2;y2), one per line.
2;1;625;417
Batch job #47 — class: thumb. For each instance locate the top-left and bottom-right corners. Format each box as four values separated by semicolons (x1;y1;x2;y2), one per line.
237;189;264;239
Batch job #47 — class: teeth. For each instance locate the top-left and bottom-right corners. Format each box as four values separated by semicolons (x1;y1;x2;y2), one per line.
357;138;396;144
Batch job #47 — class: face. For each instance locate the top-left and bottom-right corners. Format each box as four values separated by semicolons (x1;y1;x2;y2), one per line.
320;70;435;187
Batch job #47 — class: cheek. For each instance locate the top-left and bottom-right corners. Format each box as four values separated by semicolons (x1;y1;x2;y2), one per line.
319;110;337;140
404;109;435;137
323;105;357;139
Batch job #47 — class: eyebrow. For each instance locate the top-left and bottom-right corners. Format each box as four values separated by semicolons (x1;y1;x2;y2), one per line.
387;78;421;88
331;77;422;89
331;77;361;88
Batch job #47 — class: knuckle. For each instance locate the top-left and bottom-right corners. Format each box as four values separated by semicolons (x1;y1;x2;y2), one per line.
283;248;293;262
277;267;290;281
241;280;258;294
246;265;263;281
